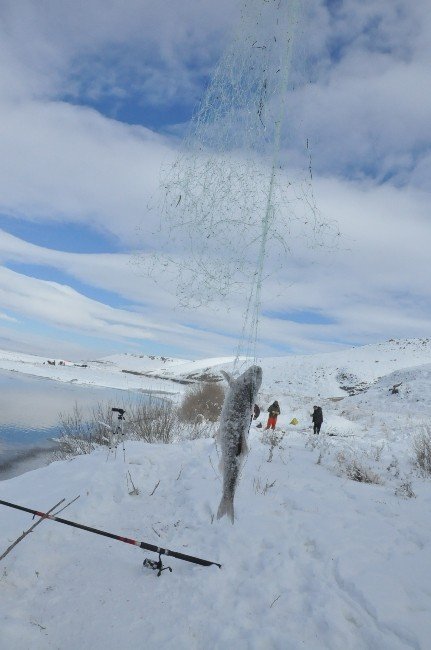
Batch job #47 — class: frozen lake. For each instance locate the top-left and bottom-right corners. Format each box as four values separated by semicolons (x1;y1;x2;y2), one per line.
0;369;150;480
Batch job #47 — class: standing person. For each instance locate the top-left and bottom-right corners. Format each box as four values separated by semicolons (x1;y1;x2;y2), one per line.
265;401;280;430
311;405;323;434
250;403;261;427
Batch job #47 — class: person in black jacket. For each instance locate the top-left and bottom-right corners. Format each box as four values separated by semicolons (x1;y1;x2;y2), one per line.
250;403;261;427
311;405;323;434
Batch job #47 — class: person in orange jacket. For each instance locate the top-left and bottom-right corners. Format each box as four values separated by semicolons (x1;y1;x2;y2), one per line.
265;400;280;430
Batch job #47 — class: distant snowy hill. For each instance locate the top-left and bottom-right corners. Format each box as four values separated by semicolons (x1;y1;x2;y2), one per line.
257;337;431;399
100;352;190;372
103;338;431;400
101;338;431;400
0;338;431;401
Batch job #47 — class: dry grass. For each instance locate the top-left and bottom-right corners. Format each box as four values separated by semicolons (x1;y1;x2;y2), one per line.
177;382;225;423
336;452;383;485
394;481;416;499
54;399;176;459
412;425;431;476
252;476;277;495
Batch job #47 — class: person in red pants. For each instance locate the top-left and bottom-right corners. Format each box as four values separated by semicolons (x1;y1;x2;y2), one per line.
265;401;280;430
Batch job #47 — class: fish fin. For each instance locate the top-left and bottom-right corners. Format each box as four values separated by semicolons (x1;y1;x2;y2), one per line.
217;494;235;523
220;370;234;386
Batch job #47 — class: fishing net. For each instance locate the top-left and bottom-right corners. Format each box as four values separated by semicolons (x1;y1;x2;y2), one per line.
144;0;338;360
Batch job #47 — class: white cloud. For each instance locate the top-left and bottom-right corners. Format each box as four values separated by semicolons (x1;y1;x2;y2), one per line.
0;254;254;358
0;99;169;243
0;325;98;359
0;266;157;340
0;311;16;322
285;0;431;184
0;1;429;358
287;59;431;186
0;0;239;103
0;161;430;357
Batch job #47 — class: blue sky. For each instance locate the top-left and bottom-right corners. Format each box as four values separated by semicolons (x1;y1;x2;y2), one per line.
0;0;429;360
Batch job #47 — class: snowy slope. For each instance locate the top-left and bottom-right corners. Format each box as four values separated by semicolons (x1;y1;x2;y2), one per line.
1;338;431;401
0;348;239;395
239;337;431;400
103;337;431;401
1;432;430;649
1;338;431;647
0;349;191;395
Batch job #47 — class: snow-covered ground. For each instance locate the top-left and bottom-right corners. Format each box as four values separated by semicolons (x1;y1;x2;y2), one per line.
1;338;431;648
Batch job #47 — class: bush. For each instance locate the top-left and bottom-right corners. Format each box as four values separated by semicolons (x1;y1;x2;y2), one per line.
54;398;176;459
129;401;176;444
252;476;276;495
54;403;111;458
394;481;416;499
336;452;383;485
177;382;225;423
412;426;431;476
261;429;284;462
176;419;218;441
54;392;222;462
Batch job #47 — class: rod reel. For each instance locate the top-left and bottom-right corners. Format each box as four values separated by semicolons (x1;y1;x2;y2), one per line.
143;551;173;577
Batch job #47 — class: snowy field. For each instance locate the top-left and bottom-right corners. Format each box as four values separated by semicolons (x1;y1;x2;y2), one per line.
1;338;431;648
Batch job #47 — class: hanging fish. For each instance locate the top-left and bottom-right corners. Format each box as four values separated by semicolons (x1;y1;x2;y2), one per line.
217;365;262;523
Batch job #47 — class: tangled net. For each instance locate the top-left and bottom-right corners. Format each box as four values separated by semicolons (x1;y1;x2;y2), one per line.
144;0;338;359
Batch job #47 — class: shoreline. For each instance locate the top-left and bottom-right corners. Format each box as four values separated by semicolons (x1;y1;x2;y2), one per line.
0;373;174;483
0;443;58;482
0;361;181;397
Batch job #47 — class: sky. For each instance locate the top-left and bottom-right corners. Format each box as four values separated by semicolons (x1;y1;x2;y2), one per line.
0;0;429;361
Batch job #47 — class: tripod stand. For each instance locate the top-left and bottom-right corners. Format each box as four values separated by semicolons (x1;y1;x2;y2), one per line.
106;407;126;462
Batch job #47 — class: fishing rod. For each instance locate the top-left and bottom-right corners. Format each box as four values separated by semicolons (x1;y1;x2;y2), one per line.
0;499;221;576
0;495;80;562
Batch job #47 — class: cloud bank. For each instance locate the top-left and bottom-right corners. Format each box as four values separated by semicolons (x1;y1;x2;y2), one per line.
0;0;429;359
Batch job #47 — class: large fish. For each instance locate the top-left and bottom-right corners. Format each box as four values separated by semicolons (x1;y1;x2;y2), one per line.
217;365;262;523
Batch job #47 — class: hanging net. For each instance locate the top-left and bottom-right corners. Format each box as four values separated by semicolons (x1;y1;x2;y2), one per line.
143;0;339;361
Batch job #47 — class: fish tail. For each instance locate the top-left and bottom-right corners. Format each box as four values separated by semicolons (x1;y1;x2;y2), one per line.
217;494;235;523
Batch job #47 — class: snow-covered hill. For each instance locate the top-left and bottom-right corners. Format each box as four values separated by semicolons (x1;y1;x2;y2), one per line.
1;338;431;648
1;337;431;400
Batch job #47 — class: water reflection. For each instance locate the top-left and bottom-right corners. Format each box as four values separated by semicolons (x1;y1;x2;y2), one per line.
0;369;148;480
0;441;57;481
0;370;140;430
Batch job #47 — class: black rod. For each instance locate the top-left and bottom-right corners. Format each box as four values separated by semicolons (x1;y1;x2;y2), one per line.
0;499;221;569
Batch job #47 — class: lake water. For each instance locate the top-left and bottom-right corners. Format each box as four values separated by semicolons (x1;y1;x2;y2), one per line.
0;370;150;480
